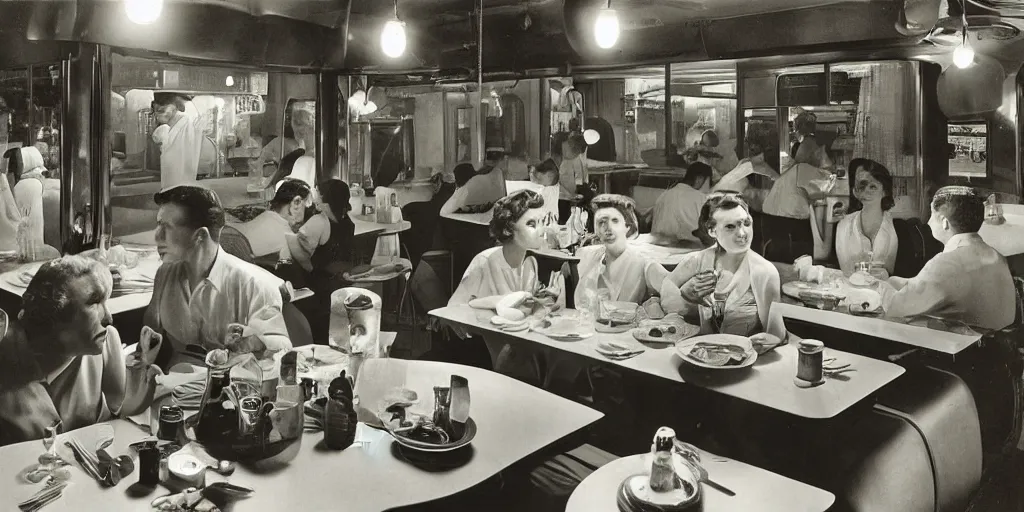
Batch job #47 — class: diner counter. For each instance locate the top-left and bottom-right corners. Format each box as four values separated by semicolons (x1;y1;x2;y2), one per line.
431;305;905;419
1;360;603;512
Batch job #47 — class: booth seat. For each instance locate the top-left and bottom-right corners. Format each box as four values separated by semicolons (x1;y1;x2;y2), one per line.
875;366;983;512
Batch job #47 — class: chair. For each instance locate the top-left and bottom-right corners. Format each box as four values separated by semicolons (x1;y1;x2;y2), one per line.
283;302;313;347
219;225;255;263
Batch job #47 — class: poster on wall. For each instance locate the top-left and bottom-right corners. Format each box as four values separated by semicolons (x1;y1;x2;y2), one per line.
696;107;717;130
947;121;988;179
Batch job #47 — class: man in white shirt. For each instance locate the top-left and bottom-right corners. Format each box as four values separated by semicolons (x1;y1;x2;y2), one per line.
651;162;712;243
143;185;291;367
885;186;1015;330
152;94;206;189
233;180;310;258
556;132;589;223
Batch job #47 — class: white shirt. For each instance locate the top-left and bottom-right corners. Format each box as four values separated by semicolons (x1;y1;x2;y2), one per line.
449;246;541;306
440;168;507;215
885;233;1015;330
158;112;205;189
651;183;705;243
144;249;291;359
233;210;293;258
835;210;898;275
762;163;833;220
558;157;587;201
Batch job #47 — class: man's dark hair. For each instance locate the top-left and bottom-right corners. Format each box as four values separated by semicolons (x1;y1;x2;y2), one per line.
153;185;226;242
453;163;477;188
490;190;545;244
271;179;311;210
932;186;985;234
532;159;559;178
152;92;189;111
319;179;352;218
683;162;713;187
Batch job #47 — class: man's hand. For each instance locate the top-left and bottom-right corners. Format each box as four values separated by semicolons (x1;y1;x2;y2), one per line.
224;323;266;355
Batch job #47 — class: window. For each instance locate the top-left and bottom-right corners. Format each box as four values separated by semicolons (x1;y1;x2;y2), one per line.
109;53;317;242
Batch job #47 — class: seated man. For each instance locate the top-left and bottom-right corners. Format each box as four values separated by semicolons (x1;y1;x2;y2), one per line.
885;186;1016;330
651;162;712;243
0;256;161;446
144;185;291;367
233;179;310;258
529;159;562;223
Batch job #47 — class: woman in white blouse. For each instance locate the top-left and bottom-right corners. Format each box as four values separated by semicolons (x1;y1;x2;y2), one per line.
834;158;898;276
448;190;554;382
575;194;679;308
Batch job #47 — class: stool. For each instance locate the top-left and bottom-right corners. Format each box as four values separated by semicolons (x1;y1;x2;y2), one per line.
350;258;416;330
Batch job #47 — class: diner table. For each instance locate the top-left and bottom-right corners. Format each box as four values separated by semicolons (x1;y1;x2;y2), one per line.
0;252;162;315
430;305;905;419
1;359;603;512
565;453;835;512
771;263;984;355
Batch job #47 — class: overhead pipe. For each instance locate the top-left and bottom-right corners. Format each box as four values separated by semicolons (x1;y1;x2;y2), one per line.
477;0;484;167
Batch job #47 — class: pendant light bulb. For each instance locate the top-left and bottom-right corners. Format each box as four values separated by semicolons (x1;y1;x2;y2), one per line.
125;0;163;25
594;8;620;49
953;42;974;69
381;20;407;58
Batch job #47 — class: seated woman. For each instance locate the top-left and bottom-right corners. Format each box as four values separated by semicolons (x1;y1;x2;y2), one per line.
0;256;161;446
832;158;897;276
664;193;786;339
290;179;356;288
576;194;678;307
448;190;555;381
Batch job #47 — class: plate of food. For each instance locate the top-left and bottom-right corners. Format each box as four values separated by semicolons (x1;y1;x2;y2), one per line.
676;334;757;369
532;315;593;341
782;281;821;300
595;301;639;333
632;316;700;344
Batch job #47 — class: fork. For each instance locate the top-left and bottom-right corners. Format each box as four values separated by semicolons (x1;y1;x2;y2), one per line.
19;480;66;511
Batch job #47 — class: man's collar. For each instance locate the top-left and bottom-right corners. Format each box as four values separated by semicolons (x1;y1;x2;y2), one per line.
269;210;293;227
944;232;983;253
204;247;233;292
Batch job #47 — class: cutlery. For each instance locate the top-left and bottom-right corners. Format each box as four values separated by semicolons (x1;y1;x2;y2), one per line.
704;478;737;497
19;480;67;511
65;439;101;481
824;368;857;377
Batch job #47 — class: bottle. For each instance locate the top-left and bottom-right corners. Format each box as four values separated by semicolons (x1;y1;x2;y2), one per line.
649;427;679;493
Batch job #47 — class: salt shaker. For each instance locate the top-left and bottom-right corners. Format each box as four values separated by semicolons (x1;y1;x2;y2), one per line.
794;339;825;387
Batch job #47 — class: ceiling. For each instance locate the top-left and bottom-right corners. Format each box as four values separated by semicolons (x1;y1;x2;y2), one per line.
0;0;942;76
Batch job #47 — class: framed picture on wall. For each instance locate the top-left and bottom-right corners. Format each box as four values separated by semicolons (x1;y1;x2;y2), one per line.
947;120;989;179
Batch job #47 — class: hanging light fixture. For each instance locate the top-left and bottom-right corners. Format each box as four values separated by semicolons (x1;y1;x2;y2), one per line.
952;1;974;69
125;0;163;25
594;0;620;49
381;0;407;59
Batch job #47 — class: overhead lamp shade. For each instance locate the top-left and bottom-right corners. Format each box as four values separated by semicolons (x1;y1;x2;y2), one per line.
937;53;1007;117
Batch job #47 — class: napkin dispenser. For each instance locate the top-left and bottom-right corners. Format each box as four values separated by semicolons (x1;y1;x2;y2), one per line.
374;187;403;224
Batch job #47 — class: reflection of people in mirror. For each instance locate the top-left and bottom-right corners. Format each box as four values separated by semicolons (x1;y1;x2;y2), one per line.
152;93;206;189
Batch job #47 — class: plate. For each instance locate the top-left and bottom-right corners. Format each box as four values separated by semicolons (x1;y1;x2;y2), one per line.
632;320;700;344
781;281;819;300
382;415;477;453
532;316;593;341
618;473;701;512
676;334;757;370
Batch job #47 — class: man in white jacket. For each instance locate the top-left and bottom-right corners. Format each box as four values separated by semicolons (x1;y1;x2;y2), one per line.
152;93;206;189
885;186;1015;330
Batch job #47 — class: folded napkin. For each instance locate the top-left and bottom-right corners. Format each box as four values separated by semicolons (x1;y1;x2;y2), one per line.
344;260;412;282
595;341;645;360
171;380;207;409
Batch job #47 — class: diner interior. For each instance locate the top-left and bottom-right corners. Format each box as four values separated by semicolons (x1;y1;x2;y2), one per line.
0;0;1024;511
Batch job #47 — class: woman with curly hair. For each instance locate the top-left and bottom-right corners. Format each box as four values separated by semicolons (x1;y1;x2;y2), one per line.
448;190;556;380
664;193;786;339
575;194;680;309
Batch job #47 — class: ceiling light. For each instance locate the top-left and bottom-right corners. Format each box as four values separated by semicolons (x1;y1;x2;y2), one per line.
594;6;620;49
584;129;601;145
225;76;234;87
125;0;163;25
953;5;974;69
381;0;406;59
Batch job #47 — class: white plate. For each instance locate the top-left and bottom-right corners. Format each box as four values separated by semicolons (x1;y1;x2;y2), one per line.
676;334;757;369
781;281;818;300
631;319;700;344
532;316;593;341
